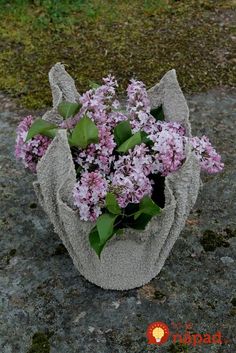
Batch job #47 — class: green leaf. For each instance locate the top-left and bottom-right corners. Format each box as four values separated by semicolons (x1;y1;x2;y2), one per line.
114;120;132;146
139;131;154;147
96;213;118;244
89;222;121;257
89;81;101;89
58;101;81;120
89;213;119;257
70;115;99;148
76;165;83;176
43;128;58;139
150;105;165;121
130;214;153;230
133;196;161;220
26;119;57;141
115;228;124;235
89;227;105;258
105;193;121;215
116;131;143;153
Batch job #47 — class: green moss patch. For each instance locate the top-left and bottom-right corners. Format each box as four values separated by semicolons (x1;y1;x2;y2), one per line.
200;228;236;251
27;332;50;353
0;0;235;109
4;248;17;265
231;297;236;306
168;342;189;353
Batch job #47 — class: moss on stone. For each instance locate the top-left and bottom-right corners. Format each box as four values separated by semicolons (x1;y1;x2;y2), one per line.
231;297;236;307
200;230;228;251
224;227;236;238
154;289;166;300
53;243;67;255
200;228;235;251
6;248;17;264
168;342;189;353
229;307;236;316
27;332;50;353
0;0;235;109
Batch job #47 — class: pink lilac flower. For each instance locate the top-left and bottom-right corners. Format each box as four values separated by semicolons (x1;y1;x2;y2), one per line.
126;79;157;134
127;79;151;115
112;99;120;109
73;171;108;221
160;121;186;136
74;126;116;174
106;111;127;129
131;111;157;134
113;144;154;176
15;115;51;173
190;136;224;173
61;75;125;130
149;128;186;176
79;75;118;124
111;170;153;208
134;118;186;137
110;144;154;207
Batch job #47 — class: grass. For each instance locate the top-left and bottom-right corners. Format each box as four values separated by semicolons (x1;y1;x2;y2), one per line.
0;0;235;109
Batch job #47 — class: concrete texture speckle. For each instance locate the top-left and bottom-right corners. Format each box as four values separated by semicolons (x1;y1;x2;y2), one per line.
0;88;235;353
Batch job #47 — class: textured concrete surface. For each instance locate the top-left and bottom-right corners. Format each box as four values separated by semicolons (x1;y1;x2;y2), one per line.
0;88;235;353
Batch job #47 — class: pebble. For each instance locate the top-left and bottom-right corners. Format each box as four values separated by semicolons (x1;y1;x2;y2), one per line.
220;256;234;264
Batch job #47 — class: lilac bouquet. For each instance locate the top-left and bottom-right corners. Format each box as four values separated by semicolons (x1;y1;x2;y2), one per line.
16;75;223;257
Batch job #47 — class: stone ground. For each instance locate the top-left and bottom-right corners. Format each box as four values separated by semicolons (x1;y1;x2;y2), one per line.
0;88;235;353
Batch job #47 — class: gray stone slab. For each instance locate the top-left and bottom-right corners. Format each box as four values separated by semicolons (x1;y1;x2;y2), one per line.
0;87;235;352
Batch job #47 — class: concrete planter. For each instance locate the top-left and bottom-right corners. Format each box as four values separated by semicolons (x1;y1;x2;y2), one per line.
34;63;200;290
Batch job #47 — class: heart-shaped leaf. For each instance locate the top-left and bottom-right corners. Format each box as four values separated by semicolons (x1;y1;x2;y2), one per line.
116;131;143;153
43;129;58;139
150;105;165;121
130;213;153;230
26;119;57;141
114;120;132;146
96;213;118;244
70;115;99;148
105;193;121;215
133;195;161;220
89;227;105;258
89;222;122;257
58;101;81;120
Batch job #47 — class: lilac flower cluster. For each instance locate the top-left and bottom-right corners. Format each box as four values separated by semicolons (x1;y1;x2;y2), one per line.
15;115;51;173
127;79;150;115
71;77;223;220
111;144;154;207
16;75;224;223
127;79;156;134
148;123;186;176
61;74;126;130
74;125;116;174
190;136;224;173
73;171;108;221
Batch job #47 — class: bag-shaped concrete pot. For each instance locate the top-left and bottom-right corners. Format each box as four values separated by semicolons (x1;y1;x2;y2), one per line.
34;63;201;290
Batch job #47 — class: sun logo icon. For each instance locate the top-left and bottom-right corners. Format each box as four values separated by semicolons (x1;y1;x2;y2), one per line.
146;321;170;345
